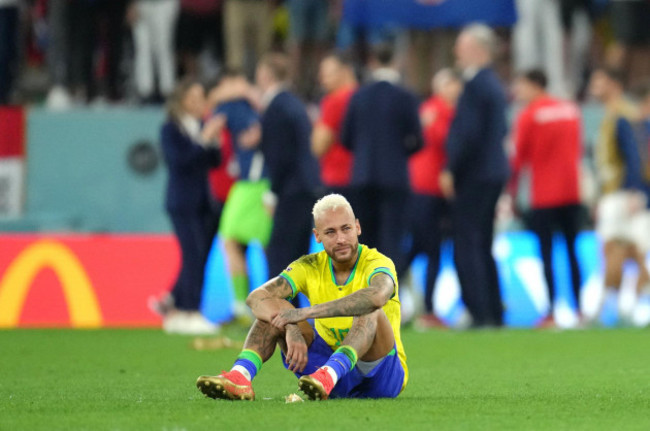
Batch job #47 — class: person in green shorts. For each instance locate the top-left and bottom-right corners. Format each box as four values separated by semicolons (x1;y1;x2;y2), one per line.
209;69;273;323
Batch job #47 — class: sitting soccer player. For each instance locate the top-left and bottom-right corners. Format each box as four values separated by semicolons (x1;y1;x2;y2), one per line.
196;194;408;400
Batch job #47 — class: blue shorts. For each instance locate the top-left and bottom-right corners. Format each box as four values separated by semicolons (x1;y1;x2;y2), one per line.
281;331;405;399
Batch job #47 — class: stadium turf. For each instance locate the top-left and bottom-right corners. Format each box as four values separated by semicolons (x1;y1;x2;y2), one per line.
2;327;649;431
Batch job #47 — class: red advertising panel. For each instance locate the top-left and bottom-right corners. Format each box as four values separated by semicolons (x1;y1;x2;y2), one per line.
0;235;179;328
0;106;25;157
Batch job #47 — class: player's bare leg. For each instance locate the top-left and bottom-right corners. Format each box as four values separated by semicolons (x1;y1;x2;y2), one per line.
595;240;628;323
299;309;394;400
223;239;251;324
197;313;313;401
628;245;650;295
604;240;626;290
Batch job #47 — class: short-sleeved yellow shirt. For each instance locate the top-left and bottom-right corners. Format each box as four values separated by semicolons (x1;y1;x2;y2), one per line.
280;244;408;388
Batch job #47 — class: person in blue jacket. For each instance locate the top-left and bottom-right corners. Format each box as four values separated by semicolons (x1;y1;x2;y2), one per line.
441;24;510;328
158;78;225;335
255;52;323;280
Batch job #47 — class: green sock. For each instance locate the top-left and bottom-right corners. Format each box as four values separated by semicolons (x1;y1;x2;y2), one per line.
232;274;250;303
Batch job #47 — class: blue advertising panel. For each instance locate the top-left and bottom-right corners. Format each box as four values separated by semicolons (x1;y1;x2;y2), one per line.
341;0;517;29
201;231;639;328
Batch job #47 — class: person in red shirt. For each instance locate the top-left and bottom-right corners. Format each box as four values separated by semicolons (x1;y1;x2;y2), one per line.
407;68;462;328
311;53;357;197
511;69;584;327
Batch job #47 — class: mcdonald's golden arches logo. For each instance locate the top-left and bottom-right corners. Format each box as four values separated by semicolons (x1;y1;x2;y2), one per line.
0;239;103;328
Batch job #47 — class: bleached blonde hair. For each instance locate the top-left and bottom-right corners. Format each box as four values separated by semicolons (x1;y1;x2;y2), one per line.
312;193;354;223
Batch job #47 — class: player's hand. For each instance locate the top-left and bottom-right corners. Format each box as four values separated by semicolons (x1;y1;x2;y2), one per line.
262;191;277;217
439;170;455;199
201;114;226;146
285;324;308;373
238;123;261;149
271;309;304;330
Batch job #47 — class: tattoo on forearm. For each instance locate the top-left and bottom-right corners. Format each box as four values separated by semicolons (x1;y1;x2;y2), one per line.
249;276;292;313
306;274;394;319
286;324;306;345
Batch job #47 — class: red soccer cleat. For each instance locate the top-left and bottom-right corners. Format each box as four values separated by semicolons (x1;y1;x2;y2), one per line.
196;370;255;401
298;367;335;401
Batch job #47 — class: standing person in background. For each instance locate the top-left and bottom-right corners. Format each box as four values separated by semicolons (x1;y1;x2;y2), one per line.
511;69;584;328
407;68;462;329
256;52;322;279
67;0;129;102
287;0;330;100
223;0;273;79
175;0;223;79
589;67;650;325
606;0;650;92
559;0;593;98
209;69;272;325
442;24;510;328
159;78;225;335
130;0;180;104
341;43;423;272
633;83;650;324
513;0;567;97
45;0;73;109
204;76;237;230
0;0;19;105
311;52;357;198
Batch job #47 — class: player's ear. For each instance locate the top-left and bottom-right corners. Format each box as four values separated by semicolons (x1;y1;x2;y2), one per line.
355;219;361;236
313;228;322;243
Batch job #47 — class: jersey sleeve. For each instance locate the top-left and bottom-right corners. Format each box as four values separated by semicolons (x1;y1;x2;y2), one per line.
362;254;398;298
279;258;310;300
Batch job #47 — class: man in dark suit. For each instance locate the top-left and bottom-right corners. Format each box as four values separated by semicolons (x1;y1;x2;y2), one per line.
441;24;510;327
341;44;423;273
256;52;323;278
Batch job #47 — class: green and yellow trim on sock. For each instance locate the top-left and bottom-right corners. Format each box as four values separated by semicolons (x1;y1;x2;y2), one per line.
335;345;358;369
238;349;263;372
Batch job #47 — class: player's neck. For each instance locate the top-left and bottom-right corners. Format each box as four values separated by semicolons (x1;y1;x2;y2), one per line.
331;247;360;275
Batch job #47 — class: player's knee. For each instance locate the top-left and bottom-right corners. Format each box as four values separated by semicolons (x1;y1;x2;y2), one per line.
352;308;384;328
354;308;380;321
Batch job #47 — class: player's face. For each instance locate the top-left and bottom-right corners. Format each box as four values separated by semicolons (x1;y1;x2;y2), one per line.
441;78;462;104
314;207;361;264
454;33;474;70
255;64;272;92
512;77;534;103
319;58;341;92
588;70;608;101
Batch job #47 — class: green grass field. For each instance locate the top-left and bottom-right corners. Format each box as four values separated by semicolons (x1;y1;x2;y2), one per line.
2;327;649;431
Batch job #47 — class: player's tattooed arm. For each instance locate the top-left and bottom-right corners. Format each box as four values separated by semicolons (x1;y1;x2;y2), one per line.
246;276;295;322
271;273;395;328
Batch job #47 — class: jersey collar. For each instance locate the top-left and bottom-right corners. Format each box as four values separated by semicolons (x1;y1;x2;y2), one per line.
329;244;363;286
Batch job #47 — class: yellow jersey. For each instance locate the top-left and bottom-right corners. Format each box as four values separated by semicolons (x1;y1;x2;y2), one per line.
596;99;641;194
280;244;408;388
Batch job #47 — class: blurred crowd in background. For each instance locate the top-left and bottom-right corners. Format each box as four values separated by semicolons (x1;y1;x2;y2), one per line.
1;0;650;106
154;23;650;333
2;0;650;333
